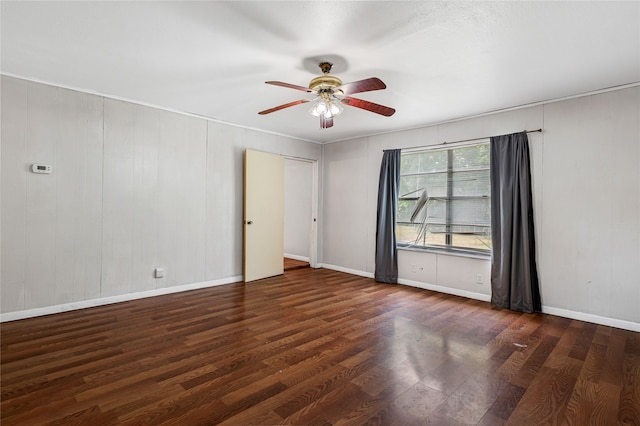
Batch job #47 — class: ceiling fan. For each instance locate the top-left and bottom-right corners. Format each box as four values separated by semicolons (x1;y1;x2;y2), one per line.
258;62;396;129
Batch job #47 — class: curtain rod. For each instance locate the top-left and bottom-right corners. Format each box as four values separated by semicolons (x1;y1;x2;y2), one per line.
442;128;542;145
397;128;543;152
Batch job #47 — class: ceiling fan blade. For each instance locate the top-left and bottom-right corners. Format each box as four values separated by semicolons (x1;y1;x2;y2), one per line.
335;77;386;95
320;115;334;129
258;99;310;115
341;96;396;117
265;81;312;92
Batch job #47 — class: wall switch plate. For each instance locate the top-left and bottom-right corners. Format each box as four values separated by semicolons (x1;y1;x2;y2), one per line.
154;268;164;279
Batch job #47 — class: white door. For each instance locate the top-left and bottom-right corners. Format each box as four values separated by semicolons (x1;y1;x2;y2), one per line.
244;149;284;282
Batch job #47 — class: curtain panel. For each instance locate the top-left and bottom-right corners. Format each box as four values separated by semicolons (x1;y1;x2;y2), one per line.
375;149;401;283
490;132;541;313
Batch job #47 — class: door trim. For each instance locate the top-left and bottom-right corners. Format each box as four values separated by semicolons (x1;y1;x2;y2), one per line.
284;155;319;269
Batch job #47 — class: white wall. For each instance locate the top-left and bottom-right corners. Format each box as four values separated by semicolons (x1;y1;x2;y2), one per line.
284;158;312;260
0;76;322;317
322;86;640;330
539;89;639;323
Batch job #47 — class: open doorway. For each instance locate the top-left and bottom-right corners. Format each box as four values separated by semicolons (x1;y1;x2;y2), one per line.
284;157;317;271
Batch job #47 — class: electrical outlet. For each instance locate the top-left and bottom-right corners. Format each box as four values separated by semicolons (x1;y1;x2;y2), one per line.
411;264;417;273
154;268;164;279
476;273;483;284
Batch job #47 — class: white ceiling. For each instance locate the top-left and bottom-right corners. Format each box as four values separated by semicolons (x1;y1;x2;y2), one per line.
2;1;639;143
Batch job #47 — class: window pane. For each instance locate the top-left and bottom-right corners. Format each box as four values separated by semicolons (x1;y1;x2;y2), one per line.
425;198;446;225
397;199;417;223
401;150;447;174
451;170;490;197
399;175;420;199
399;173;447;198
396;223;418;244
451;227;492;251
397;198;445;226
397;223;446;246
426;227;447;246
452;144;490;170
450;198;491;226
400;152;420;174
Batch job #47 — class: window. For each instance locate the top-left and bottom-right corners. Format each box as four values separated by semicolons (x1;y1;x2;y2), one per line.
396;142;491;254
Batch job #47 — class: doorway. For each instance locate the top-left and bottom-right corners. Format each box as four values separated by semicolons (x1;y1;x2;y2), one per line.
284;157;317;271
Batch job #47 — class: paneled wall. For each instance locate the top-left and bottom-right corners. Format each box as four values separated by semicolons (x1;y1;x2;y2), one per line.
99;100;208;296
1;76;322;316
322;86;640;329
2;81;105;311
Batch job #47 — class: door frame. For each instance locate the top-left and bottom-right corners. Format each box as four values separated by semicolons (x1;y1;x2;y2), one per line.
284;155;319;269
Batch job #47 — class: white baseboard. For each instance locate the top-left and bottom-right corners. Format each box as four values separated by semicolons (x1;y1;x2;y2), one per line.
541;306;640;332
4;268;638;333
398;278;492;302
320;263;375;279
284;253;310;262
321;266;639;332
0;275;243;323
399;278;639;331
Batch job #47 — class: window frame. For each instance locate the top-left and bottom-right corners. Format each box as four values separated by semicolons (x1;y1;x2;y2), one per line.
396;140;492;257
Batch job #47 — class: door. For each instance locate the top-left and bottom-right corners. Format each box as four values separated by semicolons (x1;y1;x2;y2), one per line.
244;149;284;282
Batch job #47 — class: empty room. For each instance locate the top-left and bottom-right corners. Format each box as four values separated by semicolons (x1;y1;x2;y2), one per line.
1;1;639;425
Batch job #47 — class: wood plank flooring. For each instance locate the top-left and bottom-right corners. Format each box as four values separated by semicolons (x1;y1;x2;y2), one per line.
284;258;310;271
2;268;639;425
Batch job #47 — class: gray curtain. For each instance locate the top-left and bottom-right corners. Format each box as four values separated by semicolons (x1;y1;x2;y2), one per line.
375;149;401;283
490;132;541;313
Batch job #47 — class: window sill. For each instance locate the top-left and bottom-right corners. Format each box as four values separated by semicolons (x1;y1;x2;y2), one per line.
397;245;491;260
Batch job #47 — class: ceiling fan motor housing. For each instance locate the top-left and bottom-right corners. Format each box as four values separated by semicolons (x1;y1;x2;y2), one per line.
309;62;342;93
308;75;342;91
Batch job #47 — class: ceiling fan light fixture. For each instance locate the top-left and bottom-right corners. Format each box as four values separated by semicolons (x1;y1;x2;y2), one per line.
327;98;343;117
309;94;343;119
309;99;343;119
308;98;327;117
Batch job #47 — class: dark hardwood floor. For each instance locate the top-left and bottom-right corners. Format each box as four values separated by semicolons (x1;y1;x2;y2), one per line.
2;268;639;425
284;258;310;271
